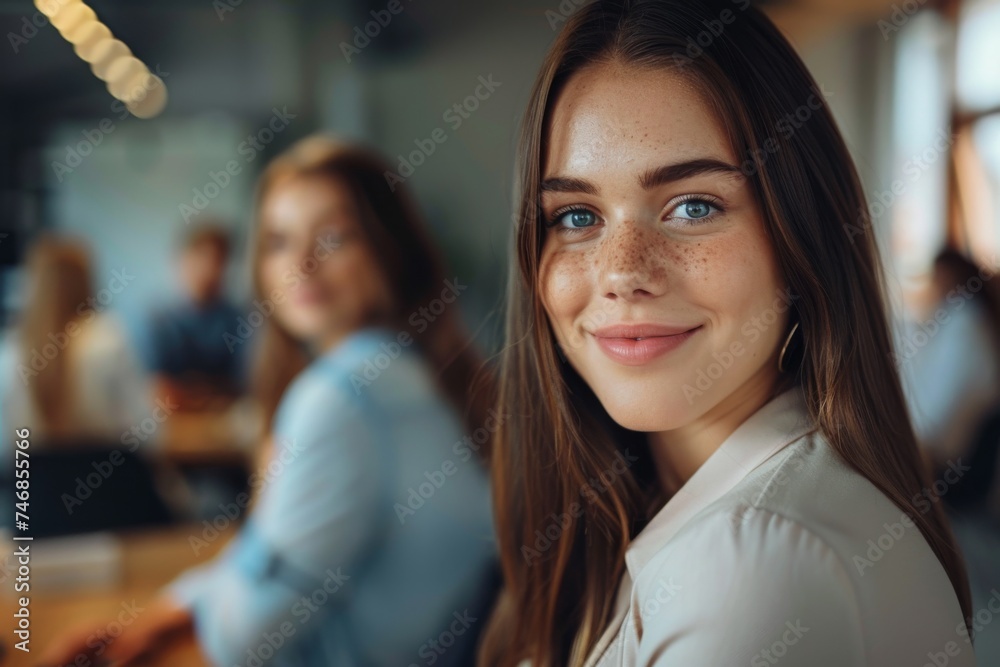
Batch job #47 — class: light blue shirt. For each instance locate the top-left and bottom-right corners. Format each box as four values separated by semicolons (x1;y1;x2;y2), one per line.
168;327;497;666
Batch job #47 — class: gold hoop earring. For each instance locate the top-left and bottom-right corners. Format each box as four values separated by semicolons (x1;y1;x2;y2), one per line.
778;321;800;373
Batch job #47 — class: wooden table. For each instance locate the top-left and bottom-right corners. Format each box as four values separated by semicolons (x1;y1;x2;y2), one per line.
160;411;255;467
2;524;234;666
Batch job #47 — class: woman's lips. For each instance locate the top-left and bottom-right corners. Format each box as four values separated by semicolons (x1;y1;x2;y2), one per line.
592;325;702;365
289;288;330;306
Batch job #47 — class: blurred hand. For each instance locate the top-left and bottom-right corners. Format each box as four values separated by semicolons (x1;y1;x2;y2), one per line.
38;595;194;667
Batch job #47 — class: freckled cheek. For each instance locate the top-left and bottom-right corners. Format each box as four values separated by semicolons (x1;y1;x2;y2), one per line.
685;240;748;297
694;231;783;338
539;248;594;341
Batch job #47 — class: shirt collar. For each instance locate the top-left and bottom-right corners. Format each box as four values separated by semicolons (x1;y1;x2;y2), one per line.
625;386;817;578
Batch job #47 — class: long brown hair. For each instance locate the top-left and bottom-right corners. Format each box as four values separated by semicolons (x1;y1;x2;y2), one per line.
249;135;494;439
481;1;973;664
18;236;94;437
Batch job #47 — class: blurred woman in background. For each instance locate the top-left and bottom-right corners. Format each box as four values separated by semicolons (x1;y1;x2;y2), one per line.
43;135;497;667
0;235;148;455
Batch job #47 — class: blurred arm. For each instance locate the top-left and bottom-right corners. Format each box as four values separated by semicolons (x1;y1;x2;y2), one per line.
162;372;383;666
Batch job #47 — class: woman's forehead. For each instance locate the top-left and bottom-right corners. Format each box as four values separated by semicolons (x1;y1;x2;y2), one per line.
543;63;735;180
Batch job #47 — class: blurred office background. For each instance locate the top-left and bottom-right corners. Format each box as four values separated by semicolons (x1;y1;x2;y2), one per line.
0;0;999;665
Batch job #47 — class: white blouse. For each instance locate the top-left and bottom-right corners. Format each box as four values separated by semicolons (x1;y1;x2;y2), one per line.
0;314;150;449
572;388;977;667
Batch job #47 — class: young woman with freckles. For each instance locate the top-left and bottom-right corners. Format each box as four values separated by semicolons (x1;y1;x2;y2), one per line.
478;1;977;666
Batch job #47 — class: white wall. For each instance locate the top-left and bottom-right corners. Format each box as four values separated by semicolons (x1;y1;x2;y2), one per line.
45;115;254;341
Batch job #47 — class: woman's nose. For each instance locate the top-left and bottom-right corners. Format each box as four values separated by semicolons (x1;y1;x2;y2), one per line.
595;219;668;302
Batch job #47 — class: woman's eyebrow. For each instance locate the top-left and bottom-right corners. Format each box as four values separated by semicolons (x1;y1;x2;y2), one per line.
639;158;743;189
539;176;598;195
310;205;352;225
540;157;742;196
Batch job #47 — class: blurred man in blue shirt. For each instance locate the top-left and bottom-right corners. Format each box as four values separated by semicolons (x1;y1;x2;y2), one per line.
144;222;245;409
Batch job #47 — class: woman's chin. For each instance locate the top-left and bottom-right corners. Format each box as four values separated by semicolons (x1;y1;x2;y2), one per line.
277;315;329;343
600;398;697;434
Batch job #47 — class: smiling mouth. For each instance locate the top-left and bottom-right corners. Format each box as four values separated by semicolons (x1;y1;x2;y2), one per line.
592;326;702;366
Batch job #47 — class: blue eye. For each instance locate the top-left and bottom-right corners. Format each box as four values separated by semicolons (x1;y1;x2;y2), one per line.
670;198;719;222
552;208;598;229
317;231;347;247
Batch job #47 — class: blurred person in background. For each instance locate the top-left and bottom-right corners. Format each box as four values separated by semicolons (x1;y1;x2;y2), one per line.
900;248;1000;667
143;221;246;410
42;135;498;667
899;248;1000;471
0;235;149;462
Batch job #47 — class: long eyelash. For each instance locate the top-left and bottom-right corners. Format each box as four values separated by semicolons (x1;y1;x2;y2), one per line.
672;193;725;210
543;205;598;229
669;194;726;222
